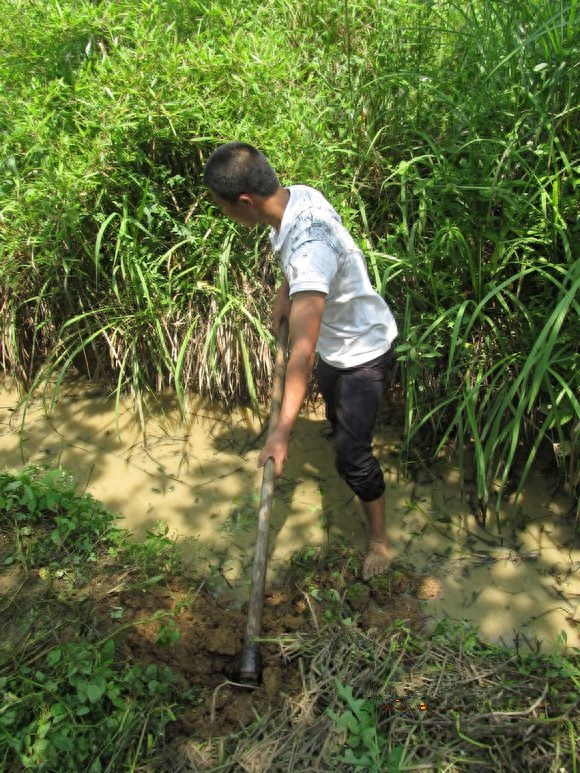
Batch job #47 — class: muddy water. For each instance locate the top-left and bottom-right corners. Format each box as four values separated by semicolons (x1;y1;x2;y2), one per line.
1;379;578;652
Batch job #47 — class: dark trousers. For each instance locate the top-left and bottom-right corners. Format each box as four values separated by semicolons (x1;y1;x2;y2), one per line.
315;349;394;502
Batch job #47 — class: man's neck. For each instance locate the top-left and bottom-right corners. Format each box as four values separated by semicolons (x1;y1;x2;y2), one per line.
260;186;290;231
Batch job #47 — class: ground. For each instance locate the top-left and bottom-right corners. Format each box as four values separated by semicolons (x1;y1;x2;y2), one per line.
97;544;439;743
2;513;578;772
0;385;578;771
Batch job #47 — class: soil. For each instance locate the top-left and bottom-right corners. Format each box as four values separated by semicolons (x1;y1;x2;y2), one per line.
94;551;434;742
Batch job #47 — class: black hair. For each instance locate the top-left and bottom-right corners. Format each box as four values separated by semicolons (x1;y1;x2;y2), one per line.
203;142;280;202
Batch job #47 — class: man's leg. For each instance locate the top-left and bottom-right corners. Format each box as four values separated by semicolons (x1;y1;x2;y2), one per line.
315;356;338;437
326;351;395;579
360;494;394;580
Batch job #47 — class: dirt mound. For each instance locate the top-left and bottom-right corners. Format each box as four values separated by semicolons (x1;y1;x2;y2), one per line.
103;546;437;742
110;581;306;737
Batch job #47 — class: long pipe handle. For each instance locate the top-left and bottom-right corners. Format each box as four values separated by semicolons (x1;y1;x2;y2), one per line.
240;317;289;676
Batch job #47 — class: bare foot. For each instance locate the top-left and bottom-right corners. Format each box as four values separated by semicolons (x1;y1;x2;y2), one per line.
362;540;394;581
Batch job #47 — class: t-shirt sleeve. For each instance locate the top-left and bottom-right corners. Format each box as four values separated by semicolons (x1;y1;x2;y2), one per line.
285;237;337;297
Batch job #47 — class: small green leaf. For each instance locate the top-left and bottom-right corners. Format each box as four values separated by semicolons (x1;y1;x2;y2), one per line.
47;648;62;667
50;703;67;720
86;677;107;703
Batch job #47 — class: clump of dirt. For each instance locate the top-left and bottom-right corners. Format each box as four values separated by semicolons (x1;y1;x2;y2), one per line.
105;580;309;738
416;575;443;600
100;544;441;741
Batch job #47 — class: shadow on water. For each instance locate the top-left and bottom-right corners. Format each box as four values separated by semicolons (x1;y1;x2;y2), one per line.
0;377;578;653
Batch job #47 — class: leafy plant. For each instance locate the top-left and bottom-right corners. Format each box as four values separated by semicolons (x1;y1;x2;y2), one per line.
327;679;390;771
0;638;186;772
0;466;121;567
0;464;201;771
126;522;183;575
155;620;182;648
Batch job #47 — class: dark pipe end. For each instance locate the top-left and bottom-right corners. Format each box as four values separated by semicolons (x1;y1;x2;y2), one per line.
239;647;262;687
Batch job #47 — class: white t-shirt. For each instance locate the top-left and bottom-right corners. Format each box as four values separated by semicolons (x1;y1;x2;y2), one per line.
270;185;398;368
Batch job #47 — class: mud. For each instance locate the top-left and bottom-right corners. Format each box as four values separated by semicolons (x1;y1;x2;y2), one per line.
0;378;578;653
99;556;429;740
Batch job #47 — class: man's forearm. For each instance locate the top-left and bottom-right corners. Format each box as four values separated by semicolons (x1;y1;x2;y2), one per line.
258;290;325;475
276;346;314;437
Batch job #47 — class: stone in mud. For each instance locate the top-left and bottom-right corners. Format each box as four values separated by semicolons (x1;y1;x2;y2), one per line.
265;591;290;606
280;614;304;631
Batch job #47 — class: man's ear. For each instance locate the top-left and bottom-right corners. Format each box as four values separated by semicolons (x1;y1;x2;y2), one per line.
238;193;257;208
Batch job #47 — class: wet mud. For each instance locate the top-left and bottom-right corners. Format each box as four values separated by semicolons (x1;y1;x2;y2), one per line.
0;378;578;653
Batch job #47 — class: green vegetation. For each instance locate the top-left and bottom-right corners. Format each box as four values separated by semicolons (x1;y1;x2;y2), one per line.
1;467;579;770
0;1;578;518
327;680;388;771
0;465;197;772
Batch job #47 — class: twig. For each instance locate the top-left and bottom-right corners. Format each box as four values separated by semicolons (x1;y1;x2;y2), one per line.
474;682;549;721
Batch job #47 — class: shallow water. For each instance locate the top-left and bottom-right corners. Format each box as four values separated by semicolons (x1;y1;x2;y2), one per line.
1;379;578;652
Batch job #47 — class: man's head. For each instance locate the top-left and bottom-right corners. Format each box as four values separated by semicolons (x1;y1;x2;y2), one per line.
204;142;279;201
203;142;281;227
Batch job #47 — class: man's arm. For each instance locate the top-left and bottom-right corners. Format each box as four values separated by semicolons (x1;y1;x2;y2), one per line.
258;290;326;476
272;276;292;335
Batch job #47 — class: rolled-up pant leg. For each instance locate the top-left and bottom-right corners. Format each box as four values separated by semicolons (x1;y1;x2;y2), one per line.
316;350;393;502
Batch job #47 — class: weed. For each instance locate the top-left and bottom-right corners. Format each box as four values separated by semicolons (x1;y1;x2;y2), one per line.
0;466;121;568
327;679;387;771
155;620;182;648
218;491;259;535
0;465;200;771
126;522;183;576
0;638;189;771
519;631;580;700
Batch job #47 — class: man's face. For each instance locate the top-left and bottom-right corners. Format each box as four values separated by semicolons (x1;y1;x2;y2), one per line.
210;191;261;228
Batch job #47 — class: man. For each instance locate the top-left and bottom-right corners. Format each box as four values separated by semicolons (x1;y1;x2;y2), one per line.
203;142;398;579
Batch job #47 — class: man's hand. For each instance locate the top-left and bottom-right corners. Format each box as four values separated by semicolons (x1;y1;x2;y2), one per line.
258;426;289;477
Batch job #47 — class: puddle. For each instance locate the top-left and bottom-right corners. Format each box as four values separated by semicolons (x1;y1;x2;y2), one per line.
0;378;578;652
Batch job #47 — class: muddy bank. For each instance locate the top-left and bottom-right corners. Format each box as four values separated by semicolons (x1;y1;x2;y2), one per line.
0;379;578;651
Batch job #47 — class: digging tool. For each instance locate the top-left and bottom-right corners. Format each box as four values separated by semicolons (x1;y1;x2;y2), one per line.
239;316;289;686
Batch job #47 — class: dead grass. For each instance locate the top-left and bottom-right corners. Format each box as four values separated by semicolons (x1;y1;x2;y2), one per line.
167;619;579;772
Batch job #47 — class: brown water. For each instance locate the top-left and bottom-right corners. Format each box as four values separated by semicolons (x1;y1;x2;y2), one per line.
1;379;578;652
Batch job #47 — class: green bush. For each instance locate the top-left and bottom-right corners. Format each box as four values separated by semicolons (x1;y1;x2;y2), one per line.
0;466;120;566
0;0;578;519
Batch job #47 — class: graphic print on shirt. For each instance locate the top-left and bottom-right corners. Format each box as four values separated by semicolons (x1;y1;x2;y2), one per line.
270;186;398;368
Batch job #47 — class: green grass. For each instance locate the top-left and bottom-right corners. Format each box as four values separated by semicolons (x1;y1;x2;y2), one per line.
1;468;579;771
0;0;578;523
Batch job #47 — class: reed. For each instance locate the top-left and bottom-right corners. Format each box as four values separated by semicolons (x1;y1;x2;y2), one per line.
0;0;577;517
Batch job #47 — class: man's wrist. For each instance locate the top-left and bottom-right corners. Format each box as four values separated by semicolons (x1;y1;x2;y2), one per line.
273;423;292;440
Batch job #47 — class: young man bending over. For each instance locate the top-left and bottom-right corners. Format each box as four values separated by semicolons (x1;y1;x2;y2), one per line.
203;142;398;579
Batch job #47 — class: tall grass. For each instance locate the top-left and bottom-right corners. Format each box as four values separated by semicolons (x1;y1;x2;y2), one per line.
354;0;580;521
0;0;578;521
